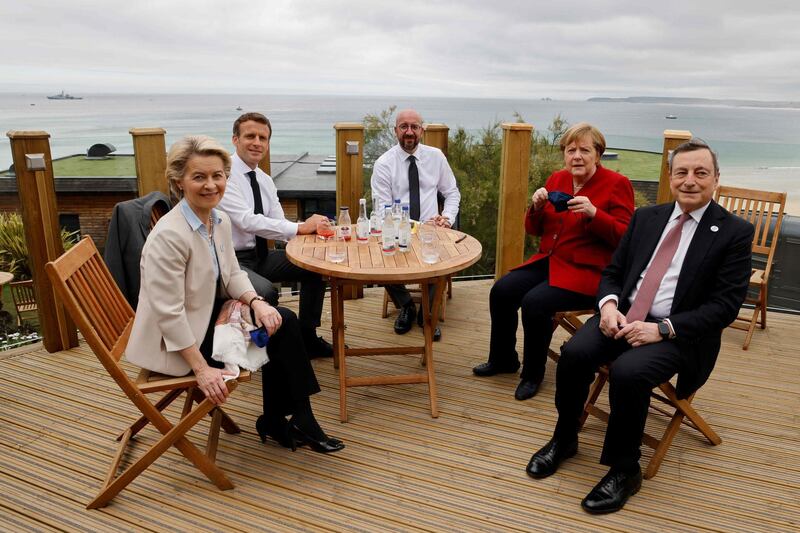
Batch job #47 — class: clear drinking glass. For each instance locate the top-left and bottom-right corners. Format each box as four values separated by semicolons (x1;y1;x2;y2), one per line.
327;225;347;263
419;223;439;264
317;217;334;241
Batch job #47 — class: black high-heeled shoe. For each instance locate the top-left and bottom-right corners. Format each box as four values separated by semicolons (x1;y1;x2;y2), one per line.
256;415;296;451
290;423;345;453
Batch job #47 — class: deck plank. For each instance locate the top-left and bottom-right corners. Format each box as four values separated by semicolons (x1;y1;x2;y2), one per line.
0;281;797;532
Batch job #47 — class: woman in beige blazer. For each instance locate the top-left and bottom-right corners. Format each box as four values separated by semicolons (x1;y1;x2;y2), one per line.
126;135;343;453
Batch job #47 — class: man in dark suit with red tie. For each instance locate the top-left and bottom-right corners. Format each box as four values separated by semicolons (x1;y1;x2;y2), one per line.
525;138;754;513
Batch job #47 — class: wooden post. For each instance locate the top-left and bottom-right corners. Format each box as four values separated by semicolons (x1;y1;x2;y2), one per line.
657;130;693;204
130;128;168;197
6;130;78;352
334;122;365;299
495;123;534;280
258;145;271;176
423;124;449;157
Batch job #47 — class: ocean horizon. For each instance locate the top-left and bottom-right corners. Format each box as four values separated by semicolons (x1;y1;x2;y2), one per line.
2;92;799;212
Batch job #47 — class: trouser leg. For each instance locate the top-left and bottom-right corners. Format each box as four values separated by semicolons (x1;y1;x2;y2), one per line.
258;250;326;332
519;284;595;382
198;298;226;368
487;261;549;366
261;307;321;417
385;284;413;308
553;314;624;441
600;341;682;469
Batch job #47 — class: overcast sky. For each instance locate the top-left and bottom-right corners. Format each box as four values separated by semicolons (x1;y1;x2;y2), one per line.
2;0;798;101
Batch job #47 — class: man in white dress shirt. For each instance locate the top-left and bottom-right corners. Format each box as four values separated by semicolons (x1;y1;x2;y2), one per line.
217;112;333;357
525;139;754;514
370;109;461;340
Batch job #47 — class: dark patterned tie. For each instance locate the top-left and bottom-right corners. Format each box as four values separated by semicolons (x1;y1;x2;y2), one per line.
626;213;692;322
246;170;269;260
408;155;421;221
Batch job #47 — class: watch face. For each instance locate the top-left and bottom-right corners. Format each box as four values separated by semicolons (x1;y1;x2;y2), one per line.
658;322;670;337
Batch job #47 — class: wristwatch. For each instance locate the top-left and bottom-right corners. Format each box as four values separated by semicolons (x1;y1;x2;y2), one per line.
248;295;265;307
658;321;671;340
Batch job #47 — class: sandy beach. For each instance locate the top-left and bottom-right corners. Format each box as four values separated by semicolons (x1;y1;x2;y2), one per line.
721;166;800;215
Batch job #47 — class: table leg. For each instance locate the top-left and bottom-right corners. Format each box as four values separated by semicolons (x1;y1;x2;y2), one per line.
331;280;349;422
420;277;445;418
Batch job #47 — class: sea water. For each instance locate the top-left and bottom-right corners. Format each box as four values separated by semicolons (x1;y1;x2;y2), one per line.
2;92;799;210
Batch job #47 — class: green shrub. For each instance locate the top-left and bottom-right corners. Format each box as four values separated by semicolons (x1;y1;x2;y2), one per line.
0;212;77;280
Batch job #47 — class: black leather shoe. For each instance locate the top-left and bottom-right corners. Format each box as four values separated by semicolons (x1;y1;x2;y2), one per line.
290;423;345;453
305;336;334;359
581;467;642;514
433;326;442;342
526;438;578;479
514;379;541;401
256;415;296;451
394;304;416;334
472;360;520;377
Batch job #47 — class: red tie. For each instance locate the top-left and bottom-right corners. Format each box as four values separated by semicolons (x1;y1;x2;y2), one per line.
626;213;691;322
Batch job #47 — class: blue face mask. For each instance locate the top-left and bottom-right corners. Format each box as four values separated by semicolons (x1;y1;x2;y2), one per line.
547;191;574;212
249;327;270;348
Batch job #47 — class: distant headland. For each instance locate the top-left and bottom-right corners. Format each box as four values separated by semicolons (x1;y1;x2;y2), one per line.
587;96;800;109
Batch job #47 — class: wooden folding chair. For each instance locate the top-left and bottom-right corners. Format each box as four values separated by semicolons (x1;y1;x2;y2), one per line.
714;186;787;349
9;280;38;326
548;310;721;479
46;236;251;509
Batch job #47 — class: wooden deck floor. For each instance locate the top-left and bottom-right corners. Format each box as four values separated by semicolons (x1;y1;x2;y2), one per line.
0;280;798;532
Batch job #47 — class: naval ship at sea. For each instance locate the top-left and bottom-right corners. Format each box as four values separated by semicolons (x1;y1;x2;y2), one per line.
47;90;82;100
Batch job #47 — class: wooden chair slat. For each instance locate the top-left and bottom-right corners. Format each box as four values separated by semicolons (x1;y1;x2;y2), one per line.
714;186;787;349
86;255;131;332
9;280;38;325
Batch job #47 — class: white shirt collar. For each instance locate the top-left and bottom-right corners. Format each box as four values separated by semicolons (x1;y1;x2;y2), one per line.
670;200;711;224
396;143;424;162
179;198;221;232
231;151;259;177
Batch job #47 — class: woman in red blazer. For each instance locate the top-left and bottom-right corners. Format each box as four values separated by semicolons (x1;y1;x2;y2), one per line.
473;123;634;400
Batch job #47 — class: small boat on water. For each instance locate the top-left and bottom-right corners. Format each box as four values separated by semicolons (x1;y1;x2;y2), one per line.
47;90;82;100
665;114;678;119
236;106;243;111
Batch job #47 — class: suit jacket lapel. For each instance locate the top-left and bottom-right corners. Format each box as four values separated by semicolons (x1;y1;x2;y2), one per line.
214;218;230;287
672;201;723;311
622;203;673;299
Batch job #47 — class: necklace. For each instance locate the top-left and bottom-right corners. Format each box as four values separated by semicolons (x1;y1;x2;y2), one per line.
573;176;591;193
207;215;214;244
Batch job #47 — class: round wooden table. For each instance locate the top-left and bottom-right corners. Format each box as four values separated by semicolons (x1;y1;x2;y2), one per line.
286;226;482;421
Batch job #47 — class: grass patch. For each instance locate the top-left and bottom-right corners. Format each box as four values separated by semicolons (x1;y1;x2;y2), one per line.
52;154;136;176
603;149;661;181
1;287;14;320
3;149;662;182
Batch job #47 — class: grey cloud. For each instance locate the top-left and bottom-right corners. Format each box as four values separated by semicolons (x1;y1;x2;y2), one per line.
2;0;798;100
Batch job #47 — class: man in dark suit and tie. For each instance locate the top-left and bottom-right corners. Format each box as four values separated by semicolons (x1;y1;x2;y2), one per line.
525;138;754;513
